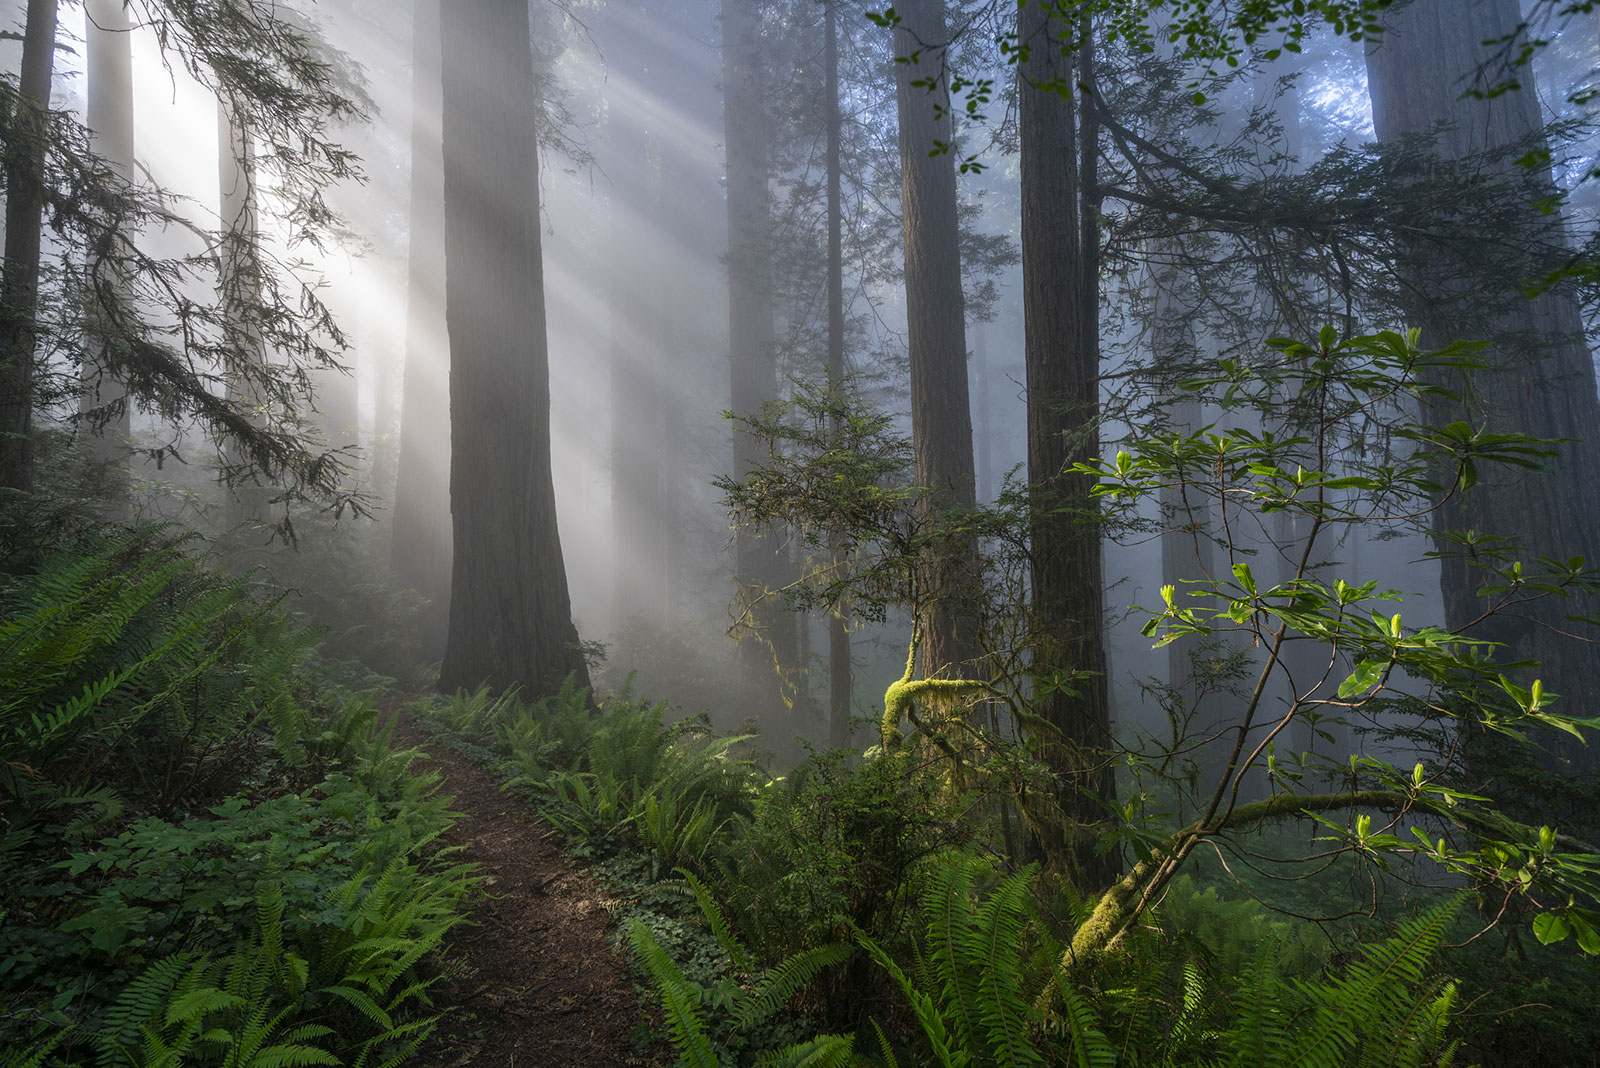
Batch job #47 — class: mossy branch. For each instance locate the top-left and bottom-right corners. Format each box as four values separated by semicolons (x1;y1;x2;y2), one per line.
1039;787;1600;1014
880;632;995;749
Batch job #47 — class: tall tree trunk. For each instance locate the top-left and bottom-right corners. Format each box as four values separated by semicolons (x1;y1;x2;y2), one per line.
1365;0;1600;770
724;0;800;709
0;0;59;494
893;0;980;680
824;0;853;747
1017;3;1116;884
81;0;133;474
437;0;590;696
392;0;451;658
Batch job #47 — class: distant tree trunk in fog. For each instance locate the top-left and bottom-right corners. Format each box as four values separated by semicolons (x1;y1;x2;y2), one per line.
1366;0;1600;768
893;0;981;680
724;0;801;707
1017;4;1115;883
1152;275;1234;813
81;0;133;478
217;94;269;529
0;0;59;494
393;0;452;658
824;0;852;747
972;322;990;503
437;0;590;695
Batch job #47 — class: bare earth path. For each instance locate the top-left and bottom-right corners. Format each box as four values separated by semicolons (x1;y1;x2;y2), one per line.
392;716;660;1067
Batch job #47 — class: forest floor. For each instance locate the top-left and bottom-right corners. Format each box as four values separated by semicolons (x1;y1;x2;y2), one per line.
391;715;661;1067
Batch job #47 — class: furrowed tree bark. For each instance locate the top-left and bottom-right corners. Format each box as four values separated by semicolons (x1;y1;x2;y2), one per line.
392;0;451;659
1365;0;1600;772
0;0;60;494
437;0;590;696
824;0;853;748
892;0;981;681
724;0;800;711
1018;3;1116;886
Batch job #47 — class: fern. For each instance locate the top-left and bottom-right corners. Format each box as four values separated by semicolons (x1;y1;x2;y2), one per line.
734;941;853;1029
3;1035;65;1068
1045;970;1117;1068
753;1035;860;1068
626;919;722;1068
680;867;755;970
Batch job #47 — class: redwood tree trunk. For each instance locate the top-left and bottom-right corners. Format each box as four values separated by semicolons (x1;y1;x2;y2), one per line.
893;0;980;679
1018;3;1115;884
437;0;590;696
0;0;60;494
1365;0;1600;769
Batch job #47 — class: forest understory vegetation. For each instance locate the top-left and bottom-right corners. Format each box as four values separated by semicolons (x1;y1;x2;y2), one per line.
8;0;1600;1064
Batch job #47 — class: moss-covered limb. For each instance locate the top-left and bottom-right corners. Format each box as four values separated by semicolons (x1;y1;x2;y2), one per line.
1037;786;1600;1014
880;635;996;749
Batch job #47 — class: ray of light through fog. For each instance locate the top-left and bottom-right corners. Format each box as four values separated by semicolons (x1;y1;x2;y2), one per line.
13;0;1598;749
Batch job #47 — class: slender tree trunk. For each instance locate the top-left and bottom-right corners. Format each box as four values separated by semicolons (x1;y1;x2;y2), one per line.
825;0;853;747
0;0;60;494
81;0;132;472
972;322;991;504
1017;3;1115;884
724;0;800;708
392;0;451;658
893;0;980;680
1365;0;1600;771
437;0;590;696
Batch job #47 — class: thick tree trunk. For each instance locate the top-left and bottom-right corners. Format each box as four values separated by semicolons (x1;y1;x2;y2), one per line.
893;0;980;680
0;0;59;494
824;0;852;747
392;0;451;658
81;0;132;470
1365;0;1600;770
1018;4;1115;884
437;0;590;696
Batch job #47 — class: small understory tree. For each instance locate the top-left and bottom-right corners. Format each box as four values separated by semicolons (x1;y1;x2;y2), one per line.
1057;325;1600;984
721;330;1600;995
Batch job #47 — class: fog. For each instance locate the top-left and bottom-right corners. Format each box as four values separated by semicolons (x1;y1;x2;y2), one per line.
13;0;1599;770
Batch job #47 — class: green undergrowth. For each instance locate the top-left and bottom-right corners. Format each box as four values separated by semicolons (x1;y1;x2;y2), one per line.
413;682;1478;1067
0;526;476;1067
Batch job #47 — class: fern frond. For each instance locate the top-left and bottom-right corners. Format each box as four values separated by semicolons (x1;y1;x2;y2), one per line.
626;920;720;1068
1046;970;1117;1068
856;929;965;1068
679;867;755;970
753;1035;859;1068
734;942;852;1028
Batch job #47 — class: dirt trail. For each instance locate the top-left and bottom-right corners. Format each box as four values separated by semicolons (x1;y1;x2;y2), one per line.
393;718;659;1067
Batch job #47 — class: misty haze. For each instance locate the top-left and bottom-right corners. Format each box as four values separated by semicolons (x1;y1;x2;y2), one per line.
4;0;1600;1064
